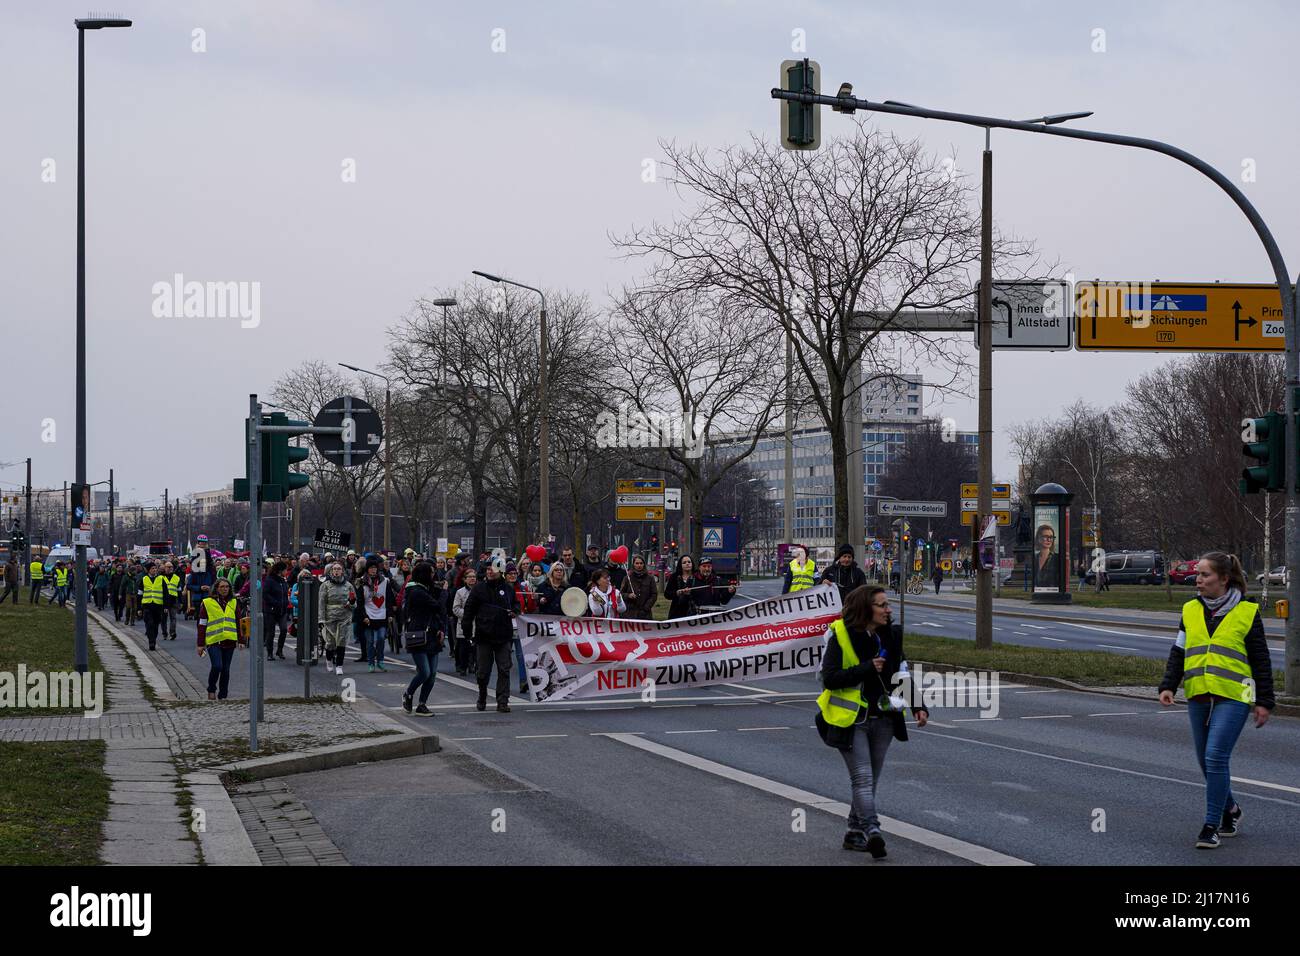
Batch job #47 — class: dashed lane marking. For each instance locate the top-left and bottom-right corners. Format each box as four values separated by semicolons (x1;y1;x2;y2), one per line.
736;726;792;732
665;729;717;734
1096;644;1141;652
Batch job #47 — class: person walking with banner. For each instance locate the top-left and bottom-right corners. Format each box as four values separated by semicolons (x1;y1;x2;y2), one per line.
196;576;247;700
665;555;700;619
536;562;569;615
623;554;658;620
1158;551;1274;848
816;584;928;859
587;568;627;619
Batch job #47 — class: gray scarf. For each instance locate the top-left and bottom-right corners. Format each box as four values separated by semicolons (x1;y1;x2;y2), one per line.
1200;587;1242;618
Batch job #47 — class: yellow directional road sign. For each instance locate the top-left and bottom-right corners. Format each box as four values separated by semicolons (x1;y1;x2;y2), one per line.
1075;282;1286;352
961;511;1010;526
960;483;1010;500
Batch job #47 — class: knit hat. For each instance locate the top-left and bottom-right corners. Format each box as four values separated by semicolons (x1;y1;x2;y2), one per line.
837;543;855;560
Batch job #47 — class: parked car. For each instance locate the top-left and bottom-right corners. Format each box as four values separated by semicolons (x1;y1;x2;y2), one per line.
1084;550;1165;585
1169;560;1199;585
1256;566;1290;586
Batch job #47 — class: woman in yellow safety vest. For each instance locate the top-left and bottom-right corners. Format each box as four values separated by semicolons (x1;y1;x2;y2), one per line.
782;546;816;594
196;577;247;700
816;584;928;859
138;563;166;650
1158;551;1274;849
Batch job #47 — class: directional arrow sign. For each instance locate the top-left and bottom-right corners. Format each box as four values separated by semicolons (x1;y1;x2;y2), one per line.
975;280;1072;350
1075;282;1286;352
960;483;1011;499
961;499;1010;512
878;500;947;517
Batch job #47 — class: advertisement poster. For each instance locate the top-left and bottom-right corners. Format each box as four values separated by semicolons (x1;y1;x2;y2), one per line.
1031;505;1062;593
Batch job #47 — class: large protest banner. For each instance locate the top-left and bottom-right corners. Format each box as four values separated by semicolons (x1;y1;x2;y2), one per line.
517;583;842;702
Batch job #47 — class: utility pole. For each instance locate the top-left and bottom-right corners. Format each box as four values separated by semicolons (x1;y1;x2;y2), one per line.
784;331;795;544
108;468;114;555
164;487;169;546
24;458;32;584
292;434;302;552
975;130;994;650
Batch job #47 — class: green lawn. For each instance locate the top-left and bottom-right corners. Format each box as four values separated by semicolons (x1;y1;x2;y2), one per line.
0;740;109;865
905;632;1285;689
0;602;108;715
988;583;1212;613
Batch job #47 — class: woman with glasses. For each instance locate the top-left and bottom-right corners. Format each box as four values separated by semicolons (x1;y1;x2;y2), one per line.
1033;524;1060;587
816;585;928;859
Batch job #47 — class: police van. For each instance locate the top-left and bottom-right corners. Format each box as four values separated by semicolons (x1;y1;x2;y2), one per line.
1084;550;1165;585
44;545;100;573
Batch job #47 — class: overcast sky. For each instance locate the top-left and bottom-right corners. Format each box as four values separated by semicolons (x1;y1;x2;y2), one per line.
3;0;1298;510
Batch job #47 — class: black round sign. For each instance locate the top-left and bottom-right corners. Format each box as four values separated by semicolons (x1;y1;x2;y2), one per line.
313;395;384;468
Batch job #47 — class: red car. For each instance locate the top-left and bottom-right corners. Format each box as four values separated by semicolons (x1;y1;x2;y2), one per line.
1169;560;1198;585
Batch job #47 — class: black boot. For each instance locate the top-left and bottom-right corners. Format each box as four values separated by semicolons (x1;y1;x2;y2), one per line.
476;686;487;712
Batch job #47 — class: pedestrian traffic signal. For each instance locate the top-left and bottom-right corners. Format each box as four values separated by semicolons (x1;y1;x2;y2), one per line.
1240;412;1285;494
779;58;820;150
266;412;311;503
234;412;272;503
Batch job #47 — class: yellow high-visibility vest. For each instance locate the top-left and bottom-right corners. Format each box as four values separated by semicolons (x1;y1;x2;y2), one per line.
29;561;44;581
201;597;239;645
789;558;816;592
164;574;181;598
1182;599;1257;704
54;568;69;587
817;619;865;727
141;575;165;606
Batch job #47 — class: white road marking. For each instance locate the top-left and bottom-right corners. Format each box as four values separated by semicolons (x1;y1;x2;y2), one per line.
920;622;943;627
601;733;1031;866
1020;714;1071;719
1088;712;1141;717
1038;636;1067;643
1013;689;1060;695
1062;622;1162;640
1021;624;1050;630
737;726;792;732
1096;644;1140;652
714;702;760;707
952;717;1001;722
653;704;696;709
516;734;568;739
450;737;493;741
1230;776;1300;796
915;729;1300;808
665;729;717;734
996;812;1031;824
725;682;774;695
993;627;1004;632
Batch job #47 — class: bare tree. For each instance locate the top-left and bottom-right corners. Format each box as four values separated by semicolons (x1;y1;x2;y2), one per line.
616;124;1039;544
607;288;784;554
878;421;977;543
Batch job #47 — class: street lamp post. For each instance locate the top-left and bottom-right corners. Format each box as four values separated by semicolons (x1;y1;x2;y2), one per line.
431;297;457;549
473;271;549;541
338;363;392;553
74;15;131;674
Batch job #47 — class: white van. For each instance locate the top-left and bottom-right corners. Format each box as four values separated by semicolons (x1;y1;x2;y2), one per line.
44;546;100;573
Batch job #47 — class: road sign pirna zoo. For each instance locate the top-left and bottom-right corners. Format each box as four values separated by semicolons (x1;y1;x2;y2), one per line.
1075;282;1287;351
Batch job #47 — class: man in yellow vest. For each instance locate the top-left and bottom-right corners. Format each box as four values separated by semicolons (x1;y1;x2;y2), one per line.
1158;552;1274;849
197;576;246;700
138;563;166;650
815;584;928;859
49;562;72;608
782;546;816;594
28;557;45;604
161;560;182;641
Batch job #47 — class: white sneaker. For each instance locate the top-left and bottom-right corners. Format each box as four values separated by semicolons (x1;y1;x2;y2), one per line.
335;666;343;675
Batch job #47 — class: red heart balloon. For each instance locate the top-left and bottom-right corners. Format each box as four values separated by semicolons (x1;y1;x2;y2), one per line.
610;545;629;564
525;545;546;562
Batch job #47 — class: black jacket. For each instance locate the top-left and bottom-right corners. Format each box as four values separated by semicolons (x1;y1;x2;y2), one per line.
463;576;520;644
623;569;659;620
262;573;287;615
816;622;927;748
567;561;590;593
1159;597;1275;709
536;580;567;616
664;573;699;619
691;573;735;609
401;582;447;650
820;562;867;604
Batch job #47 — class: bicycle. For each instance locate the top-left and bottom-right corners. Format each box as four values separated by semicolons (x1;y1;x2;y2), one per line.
906;574;925;595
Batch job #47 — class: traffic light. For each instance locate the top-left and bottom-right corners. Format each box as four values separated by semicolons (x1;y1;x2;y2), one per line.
651;533;659;550
234;412;311;502
266;412;311;503
1240;412;1285;494
12;530;26;555
779;58;820;150
901;531;910;551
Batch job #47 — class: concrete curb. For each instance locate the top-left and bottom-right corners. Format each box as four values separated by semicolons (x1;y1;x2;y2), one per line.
910;658;1300;718
183;771;262;866
88;607;176;701
216;730;441;786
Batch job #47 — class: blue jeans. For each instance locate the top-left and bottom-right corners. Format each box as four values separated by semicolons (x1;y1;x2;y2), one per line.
1187;697;1250;827
366;624;387;665
406;649;439;703
206;642;236;699
838;717;894;833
